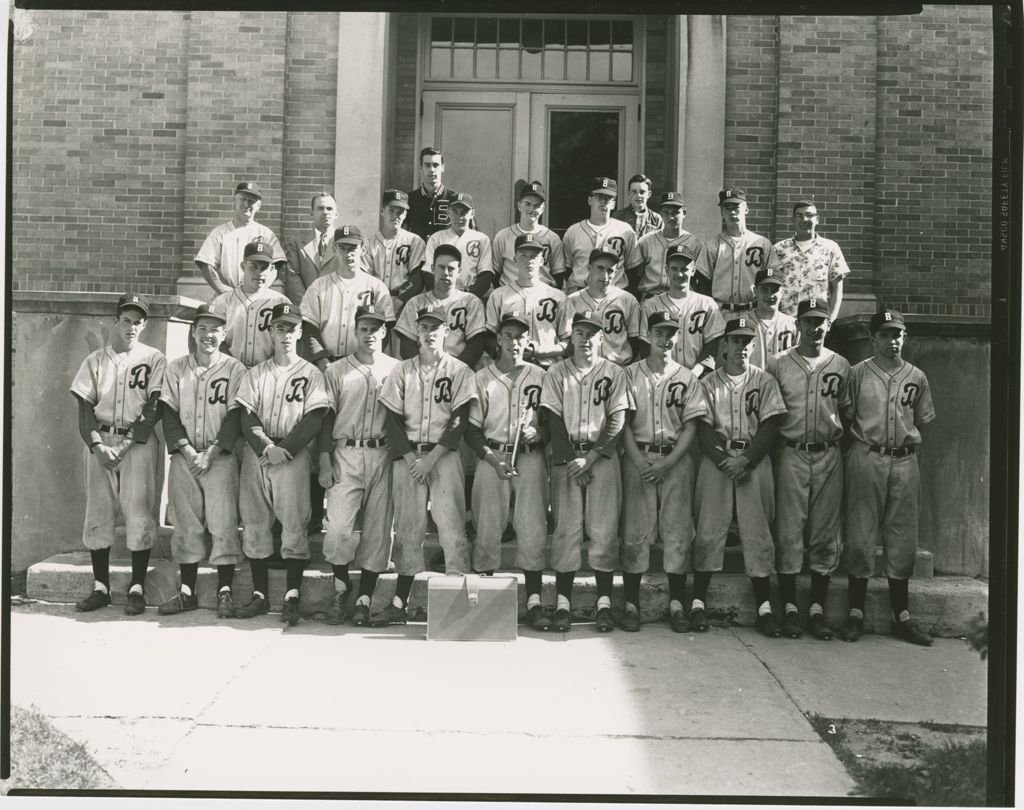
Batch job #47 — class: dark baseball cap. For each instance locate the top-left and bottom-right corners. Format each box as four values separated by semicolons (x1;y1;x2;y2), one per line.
235;181;262;200
355;304;387;325
666;244;698;265
416;305;447;325
719;187;747;205
498;311;530;331
449;192;474;210
334;224;363;246
270;303;302;325
647;311;680;332
382;189;410;210
591;177;617;196
193;303;227;325
588;247;620;265
659;191;685;208
870;309;906;332
796;299;830;320
117;292;150;316
724;317;756;338
754;268;784;287
243;241;274;264
519;181;547;201
572;310;603;331
433;244;462;263
514;233;545;253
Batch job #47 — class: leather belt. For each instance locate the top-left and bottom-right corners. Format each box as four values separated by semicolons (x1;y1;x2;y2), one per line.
869;443;915;458
719;302;751;313
726;440;750;450
98;424;130;436
413;442;437;453
787;439;839;452
636;442;675;456
344;438;387;449
486;439;542;454
572;441;596;452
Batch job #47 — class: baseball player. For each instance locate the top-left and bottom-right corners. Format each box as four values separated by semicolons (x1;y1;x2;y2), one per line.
561;177;643;294
639;244;725;376
612;173;664;240
282;192;344;306
465;314;548;606
767;200;850;318
492;181;565;288
634;191;704;299
233;303;330;625
157;303;247;618
746;268;799;369
195;181;286;294
840;309;936;646
691;317;787;637
565;248;643;366
211;242;291;369
70;293;166;615
693;187;772;314
766;299;852;640
394;244;487;367
404;147;466;242
317;304;399;626
374;305;478;625
364;189;428;318
541;311;632;633
424;193;494;298
621;311;707;632
485;233;572;368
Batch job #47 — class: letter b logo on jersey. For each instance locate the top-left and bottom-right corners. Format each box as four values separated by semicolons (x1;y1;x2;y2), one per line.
466;241;481;259
536;298;557;323
744;246;765;268
258;308;273;332
208;378;229;405
688;310;709;335
605;237;625;257
593;377;612;406
285;378;308;403
666;381;688;409
820;372;842;399
450;307;468;332
396;244;411;267
744;388;761;416
900;382;920;407
357;290;376;306
524;384;542;410
605;310;625;335
434;377;453;404
128;364;151;390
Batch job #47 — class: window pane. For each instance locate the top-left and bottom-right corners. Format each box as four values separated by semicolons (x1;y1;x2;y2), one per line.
498;18;520;44
477;17;497;45
522;19;542;52
431;17;452;45
544;19;566;47
566;19;588;47
588;20;611;47
476;47;497;79
543;47;565;80
611;51;632;81
498;46;519;79
453;47;473;78
566;49;587;81
547;110;620;235
453;17;475;45
430;46;451;78
589;50;610;82
522;48;542;80
611;20;633;48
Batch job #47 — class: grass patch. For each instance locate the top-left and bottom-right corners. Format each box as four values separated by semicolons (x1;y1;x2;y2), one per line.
4;705;117;791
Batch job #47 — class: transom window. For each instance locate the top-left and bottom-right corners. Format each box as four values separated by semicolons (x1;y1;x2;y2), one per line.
428;16;636;83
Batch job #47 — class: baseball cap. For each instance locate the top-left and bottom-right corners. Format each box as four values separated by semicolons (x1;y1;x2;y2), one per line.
116;292;150;317
514;233;545;253
724;317;756;338
449;192;474;210
647;311;680;332
235;181;262;200
519;181;547;201
719;187;747;205
355;304;387;325
665;244;698;265
270;302;302;325
591;177;617;196
382;189;410;210
416;305;447;325
796;299;830;320
433;244;462;263
193;303;227;325
334;224;363;246
659;191;685;208
572;310;603;331
588;247;620;265
754;268;784;287
498;311;530;331
243;241;274;264
870;309;907;332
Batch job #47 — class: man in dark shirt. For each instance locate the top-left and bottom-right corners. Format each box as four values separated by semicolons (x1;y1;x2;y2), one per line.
405;147;464;242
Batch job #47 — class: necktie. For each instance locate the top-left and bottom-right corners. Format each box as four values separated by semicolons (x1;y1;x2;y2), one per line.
317;234;326;258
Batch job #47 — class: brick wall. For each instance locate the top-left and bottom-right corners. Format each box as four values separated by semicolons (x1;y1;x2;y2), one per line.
641;17;668;194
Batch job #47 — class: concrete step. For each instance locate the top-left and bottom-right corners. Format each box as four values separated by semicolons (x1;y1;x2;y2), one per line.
115;526;935;578
26;552;982;637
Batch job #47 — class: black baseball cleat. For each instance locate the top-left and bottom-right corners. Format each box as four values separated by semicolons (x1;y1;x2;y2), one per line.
838;615;864;642
892;619;933;647
688;607;709;632
282;596;301;626
324;592;347;625
669;610;690;633
808;613;834;640
124;590;147;616
369;603;408;627
351;603;371;627
234;593;270;619
595;606;615;633
756;612;783;638
158;590;198;616
551;608;572;632
619;608;641;633
75;589;111;612
216;590;236;619
781;611;803;639
525;604;551;630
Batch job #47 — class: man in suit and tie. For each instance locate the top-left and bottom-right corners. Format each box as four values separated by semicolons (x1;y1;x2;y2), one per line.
283;192;347;306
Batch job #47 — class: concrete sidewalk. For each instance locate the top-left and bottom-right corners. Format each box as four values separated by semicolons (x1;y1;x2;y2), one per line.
8;602;986;797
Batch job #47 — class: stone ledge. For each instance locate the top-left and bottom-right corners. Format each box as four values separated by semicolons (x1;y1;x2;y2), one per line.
13;291;204;319
830;312;991;341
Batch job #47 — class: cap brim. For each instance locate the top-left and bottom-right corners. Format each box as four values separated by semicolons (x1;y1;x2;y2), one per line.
386;200;410;209
649;322;680;333
356;314;387;325
727;329;756;338
874;321;906;332
334;238;361;246
756;279;784;287
666;255;695;265
660;201;685;208
573;319;603;331
237;191;261;200
118;303;149;316
590;250;620;264
515;244;545;253
720;198;744;205
519;191;546;201
271;315;302;326
417;314;447;325
498;318;530;331
194;313;227;325
798;311;829;320
591;189;616;197
245;255;273;264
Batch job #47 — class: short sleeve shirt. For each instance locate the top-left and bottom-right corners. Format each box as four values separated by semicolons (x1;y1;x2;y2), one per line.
625;359;707;445
71;343;167;428
767;235;851;315
491;224;564;287
694;231;772;307
323;353;400;441
195;221;286;289
161;353;247;450
379;353;478;444
846;358;936;447
541;357;632;443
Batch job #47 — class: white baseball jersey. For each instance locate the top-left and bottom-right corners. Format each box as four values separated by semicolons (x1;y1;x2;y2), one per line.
424;228;494;291
195;221;286;289
300;271;395;359
469;363;545;444
365;229;426;293
541;357;632;443
565;286;642;366
636;230;704;294
694;231;772;307
747;309;799;369
698;366;787;442
212;286;291;368
639;291;726;369
846;358;936;447
379;353;478;444
485;282;572;358
561;218;642;291
767;235;851;315
160;353;246;451
626;359;707;445
234;357;329;439
766;348;852;443
71;343;167;428
491;224;564;287
323;353;399;440
394;290;486;359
